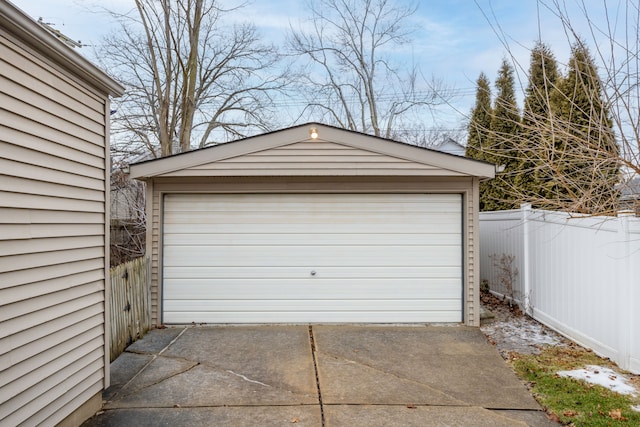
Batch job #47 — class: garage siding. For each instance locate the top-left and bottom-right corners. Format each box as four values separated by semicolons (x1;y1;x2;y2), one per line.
161;141;461;177
466;178;480;325
162;193;462;323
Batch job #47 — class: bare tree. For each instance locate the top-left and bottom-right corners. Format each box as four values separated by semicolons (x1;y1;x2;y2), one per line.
476;0;638;215
393;123;467;148
110;166;146;266
288;0;450;139
99;0;289;159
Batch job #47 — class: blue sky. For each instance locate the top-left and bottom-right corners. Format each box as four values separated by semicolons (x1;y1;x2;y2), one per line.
9;0;614;134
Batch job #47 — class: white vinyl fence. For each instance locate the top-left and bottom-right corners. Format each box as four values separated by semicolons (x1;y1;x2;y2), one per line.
480;205;640;374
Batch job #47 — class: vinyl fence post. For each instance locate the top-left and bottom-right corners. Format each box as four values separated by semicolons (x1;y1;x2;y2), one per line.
521;203;532;315
617;210;633;371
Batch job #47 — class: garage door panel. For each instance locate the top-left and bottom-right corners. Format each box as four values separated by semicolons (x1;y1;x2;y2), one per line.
166;299;462;313
163;233;461;246
162;193;462;323
163;245;461;267
168;193;461;210
163;278;462;300
165;212;460;226
164;222;458;235
165;311;461;324
164;266;462;279
166;205;460;216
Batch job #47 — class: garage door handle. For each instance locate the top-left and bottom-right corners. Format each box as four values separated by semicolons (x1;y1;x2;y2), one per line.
310;270;316;276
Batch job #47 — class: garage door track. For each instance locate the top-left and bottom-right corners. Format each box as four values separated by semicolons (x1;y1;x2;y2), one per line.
84;325;555;426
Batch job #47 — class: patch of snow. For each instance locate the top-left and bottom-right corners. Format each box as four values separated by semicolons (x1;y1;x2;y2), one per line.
632;405;640;413
557;365;637;396
481;315;563;354
497;318;560;345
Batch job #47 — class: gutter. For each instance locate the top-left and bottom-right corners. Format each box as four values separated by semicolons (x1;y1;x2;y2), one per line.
1;0;125;97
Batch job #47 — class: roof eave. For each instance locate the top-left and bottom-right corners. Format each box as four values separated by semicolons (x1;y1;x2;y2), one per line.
1;1;125;97
129;123;496;180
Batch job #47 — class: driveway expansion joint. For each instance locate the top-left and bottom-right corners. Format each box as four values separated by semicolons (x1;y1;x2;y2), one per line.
308;325;326;426
322;403;474;408
102;403;322;409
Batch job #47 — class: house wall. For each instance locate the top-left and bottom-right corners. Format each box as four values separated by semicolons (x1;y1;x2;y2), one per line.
480;207;640;374
145;176;481;327
0;3;122;425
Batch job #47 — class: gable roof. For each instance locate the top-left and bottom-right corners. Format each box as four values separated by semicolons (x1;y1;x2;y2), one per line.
129;123;495;180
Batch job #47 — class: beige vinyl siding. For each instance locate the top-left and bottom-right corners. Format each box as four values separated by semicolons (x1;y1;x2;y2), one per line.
0;19;112;427
0;33;104;113
148;184;161;325
158;141;467;177
0;271;104;309
0;310;104;372
146;176;479;326
464;178;479;326
470;177;481;325
130;124;495;181
1;140;104;178
0;109;105;159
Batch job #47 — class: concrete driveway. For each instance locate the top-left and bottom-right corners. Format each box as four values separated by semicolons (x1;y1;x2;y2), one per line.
83;325;555;426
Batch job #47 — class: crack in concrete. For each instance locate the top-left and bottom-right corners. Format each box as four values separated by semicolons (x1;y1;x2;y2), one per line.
107;328;190;402
225;370;271;387
158;357;317;402
118;355;316;402
111;360;201;401
317;350;469;407
106;358;321;410
126;349;198;365
109;326;320;408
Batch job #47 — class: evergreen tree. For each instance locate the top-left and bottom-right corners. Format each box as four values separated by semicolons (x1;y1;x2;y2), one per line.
549;42;619;213
519;43;560;206
466;73;492;161
483;59;521;211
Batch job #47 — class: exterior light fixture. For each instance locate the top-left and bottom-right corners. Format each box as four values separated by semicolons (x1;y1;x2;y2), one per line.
309;127;319;140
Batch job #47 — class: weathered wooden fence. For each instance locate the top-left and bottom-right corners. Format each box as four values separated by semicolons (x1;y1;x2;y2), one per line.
110;256;151;361
480;205;640;374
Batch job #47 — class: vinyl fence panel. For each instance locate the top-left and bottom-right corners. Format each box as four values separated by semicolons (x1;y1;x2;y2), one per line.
480;206;640;374
478;209;526;302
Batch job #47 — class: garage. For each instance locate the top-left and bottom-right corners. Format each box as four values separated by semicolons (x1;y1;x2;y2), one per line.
162;192;462;323
129;123;494;326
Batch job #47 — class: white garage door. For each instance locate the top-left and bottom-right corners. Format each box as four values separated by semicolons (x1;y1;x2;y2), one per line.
162;193;462;323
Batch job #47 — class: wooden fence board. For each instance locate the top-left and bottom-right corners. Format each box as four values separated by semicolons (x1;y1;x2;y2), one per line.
109;257;150;361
